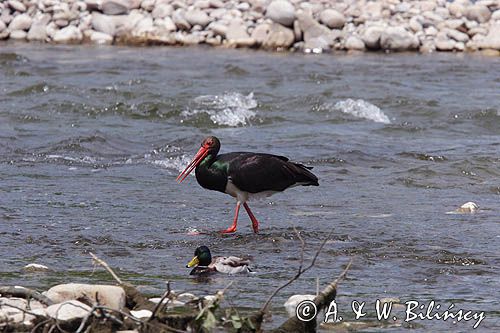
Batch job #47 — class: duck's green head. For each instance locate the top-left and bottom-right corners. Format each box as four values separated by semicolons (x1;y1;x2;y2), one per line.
186;246;212;268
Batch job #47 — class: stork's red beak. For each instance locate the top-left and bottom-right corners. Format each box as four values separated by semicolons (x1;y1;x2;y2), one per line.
177;146;209;183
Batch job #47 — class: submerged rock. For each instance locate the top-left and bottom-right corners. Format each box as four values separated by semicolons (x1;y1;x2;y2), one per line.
23;263;50;272
457;202;479;213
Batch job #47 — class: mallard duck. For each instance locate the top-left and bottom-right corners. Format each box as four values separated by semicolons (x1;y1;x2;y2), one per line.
186;246;251;275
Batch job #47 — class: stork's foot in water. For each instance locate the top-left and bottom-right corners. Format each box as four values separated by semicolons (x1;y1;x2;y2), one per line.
220;202;240;234
243;203;259;234
251;219;259;233
220;226;237;234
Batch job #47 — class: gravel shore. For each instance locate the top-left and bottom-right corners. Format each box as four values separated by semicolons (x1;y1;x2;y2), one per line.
1;0;499;54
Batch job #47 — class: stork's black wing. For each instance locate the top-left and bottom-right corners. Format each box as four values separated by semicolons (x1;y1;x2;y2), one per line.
217;152;318;193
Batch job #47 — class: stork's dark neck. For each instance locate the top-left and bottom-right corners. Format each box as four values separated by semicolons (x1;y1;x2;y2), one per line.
195;152;228;193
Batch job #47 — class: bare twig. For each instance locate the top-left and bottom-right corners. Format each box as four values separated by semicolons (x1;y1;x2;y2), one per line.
0;303;43;318
259;228;334;314
30;319;52;333
314;259;353;309
294;226;305;274
0;286;54;306
196;281;233;319
89;252;123;284
75;305;98;333
148;281;171;321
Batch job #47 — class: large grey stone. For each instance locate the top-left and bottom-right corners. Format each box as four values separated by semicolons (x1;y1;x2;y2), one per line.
172;9;190;30
90;30;114;44
184;9;210;28
46;300;91;321
0;21;6;33
133;16;154;35
466;4;491;23
92;13;115;35
101;0;140;15
435;35;456;51
152;3;173;19
155;17;176;32
226;19;255;46
263;23;294;48
52;26;81;42
380;26;419;51
448;3;466;18
345;35;365;50
27;16;49;41
362;25;384;49
113;11;144;35
209;21;228;37
45;283;126;311
53;26;83;43
446;28;469;43
7;0;26;12
0;297;37;325
8;14;32;31
297;11;337;50
8;29;27;39
477;24;500;49
266;0;295;27
251;23;270;44
319;9;345;29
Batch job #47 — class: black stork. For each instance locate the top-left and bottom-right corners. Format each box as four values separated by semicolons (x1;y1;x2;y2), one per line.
177;136;319;233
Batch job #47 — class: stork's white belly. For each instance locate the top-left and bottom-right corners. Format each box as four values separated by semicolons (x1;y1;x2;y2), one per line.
225;181;277;202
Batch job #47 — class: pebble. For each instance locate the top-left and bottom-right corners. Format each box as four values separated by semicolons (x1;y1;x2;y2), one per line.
0;0;497;54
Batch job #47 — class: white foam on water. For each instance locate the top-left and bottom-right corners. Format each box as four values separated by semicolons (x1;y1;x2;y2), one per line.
332;99;391;124
182;92;257;126
150;155;192;173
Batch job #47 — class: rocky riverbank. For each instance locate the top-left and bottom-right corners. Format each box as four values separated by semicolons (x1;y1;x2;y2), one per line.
1;0;500;52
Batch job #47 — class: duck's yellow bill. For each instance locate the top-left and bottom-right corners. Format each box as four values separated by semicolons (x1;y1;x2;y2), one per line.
186;256;199;268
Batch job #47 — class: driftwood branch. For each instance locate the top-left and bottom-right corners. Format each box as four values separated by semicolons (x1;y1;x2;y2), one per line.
259;228;333;314
0;286;54;306
314;259;353;309
89;252;123;284
149;281;171;321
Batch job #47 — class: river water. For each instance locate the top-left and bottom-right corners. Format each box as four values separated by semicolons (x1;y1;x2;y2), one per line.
0;43;499;332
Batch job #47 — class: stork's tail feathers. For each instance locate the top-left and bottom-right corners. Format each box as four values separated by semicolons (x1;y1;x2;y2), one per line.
288;162;319;186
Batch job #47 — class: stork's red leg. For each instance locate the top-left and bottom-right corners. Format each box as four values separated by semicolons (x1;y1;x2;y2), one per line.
221;202;240;233
243;203;259;233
